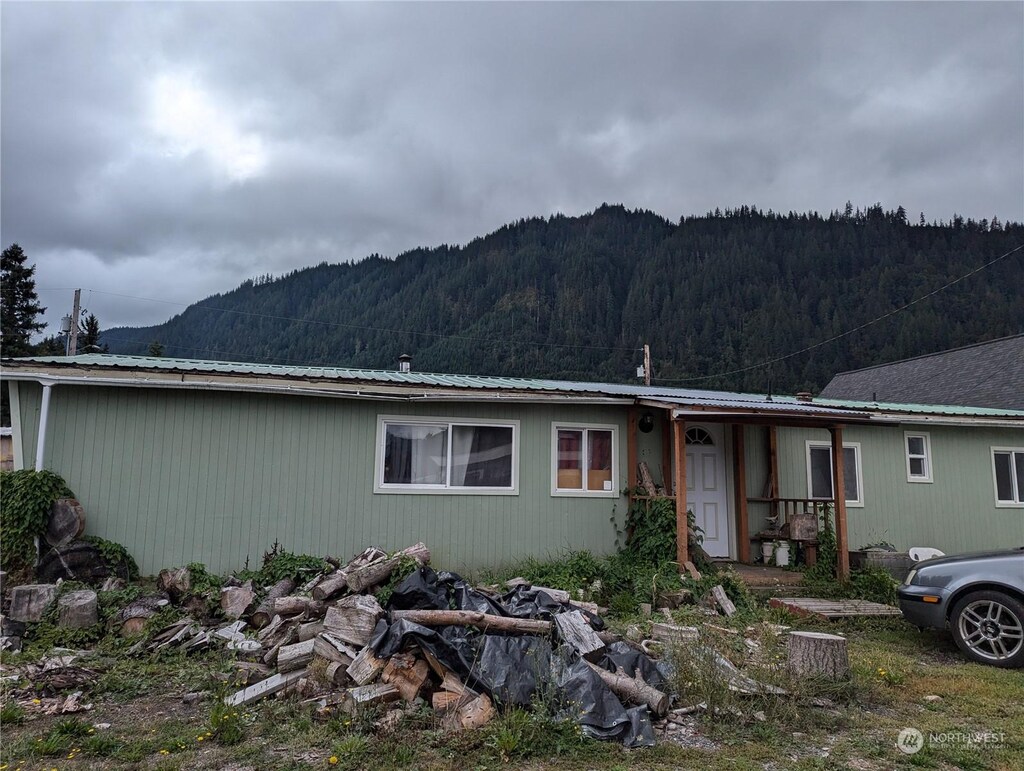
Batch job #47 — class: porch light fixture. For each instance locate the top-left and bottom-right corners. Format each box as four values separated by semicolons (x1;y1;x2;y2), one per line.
638;412;655;433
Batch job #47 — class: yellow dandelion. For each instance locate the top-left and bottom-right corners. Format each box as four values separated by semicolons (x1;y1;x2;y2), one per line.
31;699;41;705
329;757;339;766
160;749;170;755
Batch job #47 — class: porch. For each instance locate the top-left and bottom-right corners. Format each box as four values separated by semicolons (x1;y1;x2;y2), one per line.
625;402;870;581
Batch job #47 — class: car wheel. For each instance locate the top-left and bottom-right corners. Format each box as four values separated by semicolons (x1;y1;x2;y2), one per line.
949;590;1024;668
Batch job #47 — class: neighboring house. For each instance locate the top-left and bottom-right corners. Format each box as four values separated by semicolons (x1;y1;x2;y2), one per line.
1;355;1022;576
0;426;13;471
820;334;1024;411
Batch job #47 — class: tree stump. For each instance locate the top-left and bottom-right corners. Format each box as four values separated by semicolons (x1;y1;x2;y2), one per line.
45;498;86;547
157;567;192;604
58;590;98;629
787;631;849;679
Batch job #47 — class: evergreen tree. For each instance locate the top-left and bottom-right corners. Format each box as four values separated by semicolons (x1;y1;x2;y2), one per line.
148;341;165;357
78;312;107;352
1;243;46;357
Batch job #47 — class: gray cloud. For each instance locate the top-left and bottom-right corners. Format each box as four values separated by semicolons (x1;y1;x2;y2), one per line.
2;1;1021;332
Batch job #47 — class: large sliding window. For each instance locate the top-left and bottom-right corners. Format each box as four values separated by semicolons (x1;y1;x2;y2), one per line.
992;448;1024;507
805;441;863;507
376;417;518;494
552;423;617;497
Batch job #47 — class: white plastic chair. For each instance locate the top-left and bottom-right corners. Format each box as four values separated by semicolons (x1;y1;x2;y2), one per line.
909;546;945;562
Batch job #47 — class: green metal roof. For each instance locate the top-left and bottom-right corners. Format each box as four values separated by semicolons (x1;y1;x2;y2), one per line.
4;354;1024;420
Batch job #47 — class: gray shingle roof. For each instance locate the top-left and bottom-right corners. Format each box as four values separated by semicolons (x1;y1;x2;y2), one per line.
819;334;1024;410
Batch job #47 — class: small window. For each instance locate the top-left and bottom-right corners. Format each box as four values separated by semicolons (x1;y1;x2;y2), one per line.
552;423;617;496
805;441;863;507
992;448;1024;507
685;427;714;445
376;416;518;494
905;432;932;483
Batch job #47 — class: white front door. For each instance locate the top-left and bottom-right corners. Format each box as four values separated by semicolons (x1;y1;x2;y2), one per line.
685;424;730;558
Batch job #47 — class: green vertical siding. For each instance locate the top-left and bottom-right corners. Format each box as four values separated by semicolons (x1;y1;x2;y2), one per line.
16;383;630;575
776;424;1024;554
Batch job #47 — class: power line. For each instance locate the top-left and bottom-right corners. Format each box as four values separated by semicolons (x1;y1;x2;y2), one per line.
37;287;643;354
652;242;1024;385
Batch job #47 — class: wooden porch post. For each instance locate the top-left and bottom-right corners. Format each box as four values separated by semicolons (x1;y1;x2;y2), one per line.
732;424;750;563
673;418;689;566
830;425;851;581
768;425;780;522
627;409;638;492
661;412;673;493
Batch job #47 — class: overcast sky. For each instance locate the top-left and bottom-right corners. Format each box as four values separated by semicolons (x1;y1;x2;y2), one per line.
2;1;1022;333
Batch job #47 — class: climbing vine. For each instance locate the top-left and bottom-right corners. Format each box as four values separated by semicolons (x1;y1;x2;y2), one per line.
0;469;73;567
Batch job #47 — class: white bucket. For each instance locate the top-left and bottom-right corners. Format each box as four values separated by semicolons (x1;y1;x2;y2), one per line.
774;541;791;567
761;541;775;563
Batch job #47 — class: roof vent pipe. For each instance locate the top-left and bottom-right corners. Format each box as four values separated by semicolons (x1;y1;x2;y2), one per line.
795;391;813;403
398;354;412;373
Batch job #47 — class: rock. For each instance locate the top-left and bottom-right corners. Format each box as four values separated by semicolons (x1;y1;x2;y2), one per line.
45;498;86;547
923;695;942;703
1;615;27;638
221;582;255;620
93;723;112;730
9;583;58;622
182;691;208;705
754;711;767;722
0;635;22;653
58;590;99;629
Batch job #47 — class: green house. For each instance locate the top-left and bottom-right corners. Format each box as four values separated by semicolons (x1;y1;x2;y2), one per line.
3;355;1022;576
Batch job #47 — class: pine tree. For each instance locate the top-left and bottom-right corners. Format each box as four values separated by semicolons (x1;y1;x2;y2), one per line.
1;243;46;357
78;312;107;352
148;341;165;357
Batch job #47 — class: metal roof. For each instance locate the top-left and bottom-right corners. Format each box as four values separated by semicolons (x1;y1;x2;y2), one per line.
4;354;1024;421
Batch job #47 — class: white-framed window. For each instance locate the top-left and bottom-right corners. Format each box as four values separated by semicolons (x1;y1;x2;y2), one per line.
991;448;1024;507
805;441;864;508
904;432;933;483
374;416;519;495
551;423;618;497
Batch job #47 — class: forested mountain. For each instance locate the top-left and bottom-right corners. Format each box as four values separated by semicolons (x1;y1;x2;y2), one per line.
102;205;1024;393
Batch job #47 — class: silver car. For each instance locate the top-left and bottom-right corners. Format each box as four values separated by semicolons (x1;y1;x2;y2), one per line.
898;547;1024;668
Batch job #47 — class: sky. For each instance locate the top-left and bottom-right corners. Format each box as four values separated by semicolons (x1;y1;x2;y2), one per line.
2;1;1022;334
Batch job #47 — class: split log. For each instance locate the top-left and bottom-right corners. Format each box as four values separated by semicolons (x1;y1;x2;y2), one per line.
251;578;296;630
381;653;430;702
58;590;98;629
298;621;325;642
277;639;316;673
711;585;737;617
340;683;401;713
585;661;669;718
112;595;169;636
444;693;495;730
225;670;306;707
45;498;86;548
638;462;658;496
157;567;192;604
554;610;605;662
389;609;551;635
323;595;384;647
345;542;431;593
346;644;386;685
682;561;702;581
274;596;325;618
313;633;359;664
99;576;126;592
432;691;464;711
325;661;349;687
504;578;570;604
220;582;255;620
787;632;849;680
568;599;602;615
9;584;58;623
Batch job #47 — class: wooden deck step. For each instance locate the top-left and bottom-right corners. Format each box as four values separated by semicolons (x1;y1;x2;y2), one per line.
769;597;902;619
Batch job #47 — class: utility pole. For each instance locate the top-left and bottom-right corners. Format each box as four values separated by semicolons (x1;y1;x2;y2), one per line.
68;289;81;356
643;344;651;387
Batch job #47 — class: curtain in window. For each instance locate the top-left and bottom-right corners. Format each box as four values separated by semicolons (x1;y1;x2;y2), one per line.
557;429;583;489
587;430;612;491
451;426;513;487
383;424;447;485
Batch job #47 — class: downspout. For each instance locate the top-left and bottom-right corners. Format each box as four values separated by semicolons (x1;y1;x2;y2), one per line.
35;380;56;470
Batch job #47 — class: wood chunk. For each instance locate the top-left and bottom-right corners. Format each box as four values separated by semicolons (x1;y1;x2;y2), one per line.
651;623;700;645
220;582;255;620
45;498;86;548
323;595;384;647
274;596;325;618
504;578;570;604
444;693;495;730
340;683;401;712
325;661;349;687
313;633;359;664
554;610;605;662
638;462;657;496
787;631;850;680
157;567;192;604
346;542;431;593
585;661;669;717
113;595;169;635
225;670;305;707
346;645;386;685
432;691;463;711
9;584;58;623
311;571;349;602
251;578;296;630
711;585;737;617
57;590;98;629
389;609;550;635
421;648;449;679
278;639;316;673
682;561;702;581
382;655;430;702
298;621;325;642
